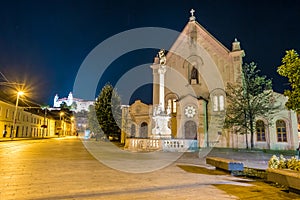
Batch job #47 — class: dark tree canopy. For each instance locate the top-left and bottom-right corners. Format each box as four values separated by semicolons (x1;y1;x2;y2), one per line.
277;49;300;112
94;83;121;140
87;105;104;140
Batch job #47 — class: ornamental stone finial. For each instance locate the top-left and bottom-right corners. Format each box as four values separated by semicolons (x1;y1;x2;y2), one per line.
189;9;196;21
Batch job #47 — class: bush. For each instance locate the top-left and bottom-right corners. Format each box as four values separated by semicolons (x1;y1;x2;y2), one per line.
268;154;300;171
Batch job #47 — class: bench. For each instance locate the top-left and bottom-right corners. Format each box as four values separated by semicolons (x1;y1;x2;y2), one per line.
206;156;244;174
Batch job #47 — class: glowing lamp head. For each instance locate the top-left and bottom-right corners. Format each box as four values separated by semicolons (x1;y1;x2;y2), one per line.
17;91;24;96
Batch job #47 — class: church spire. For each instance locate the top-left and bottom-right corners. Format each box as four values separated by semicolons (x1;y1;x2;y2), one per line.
232;38;241;51
189;9;196;21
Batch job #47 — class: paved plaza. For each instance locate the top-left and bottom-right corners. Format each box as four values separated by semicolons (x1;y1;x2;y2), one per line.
0;137;300;200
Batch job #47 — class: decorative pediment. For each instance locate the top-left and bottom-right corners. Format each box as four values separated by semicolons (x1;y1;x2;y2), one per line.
129;100;150;116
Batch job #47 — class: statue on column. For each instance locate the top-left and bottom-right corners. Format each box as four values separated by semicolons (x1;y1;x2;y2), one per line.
151;49;171;139
158;49;166;65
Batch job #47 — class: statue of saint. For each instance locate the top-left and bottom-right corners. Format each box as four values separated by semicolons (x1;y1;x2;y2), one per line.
158;49;166;65
191;66;198;84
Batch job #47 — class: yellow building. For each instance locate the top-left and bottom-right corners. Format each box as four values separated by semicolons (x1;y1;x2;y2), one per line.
0;99;74;138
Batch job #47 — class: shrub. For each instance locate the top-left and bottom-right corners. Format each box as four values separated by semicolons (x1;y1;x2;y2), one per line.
268;154;300;171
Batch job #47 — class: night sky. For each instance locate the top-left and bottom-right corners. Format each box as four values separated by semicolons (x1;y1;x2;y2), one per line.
0;0;299;105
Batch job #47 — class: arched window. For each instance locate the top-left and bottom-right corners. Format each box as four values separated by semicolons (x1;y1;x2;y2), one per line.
190;66;198;84
167;98;177;113
276;120;287;142
219;95;224;111
139;122;148;138
256;120;266;141
213;96;218;111
213;95;225;111
130;124;136;138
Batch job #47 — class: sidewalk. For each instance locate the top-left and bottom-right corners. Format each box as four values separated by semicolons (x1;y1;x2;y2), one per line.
0;136;56;142
178;147;299;171
0;137;293;171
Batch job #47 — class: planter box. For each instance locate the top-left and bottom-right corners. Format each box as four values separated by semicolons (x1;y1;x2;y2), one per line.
206;157;244;172
267;168;300;192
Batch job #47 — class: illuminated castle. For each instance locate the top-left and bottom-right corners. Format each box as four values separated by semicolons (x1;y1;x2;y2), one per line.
53;92;94;113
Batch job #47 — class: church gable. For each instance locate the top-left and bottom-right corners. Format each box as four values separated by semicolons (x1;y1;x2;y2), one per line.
165;10;245;94
129;100;150;117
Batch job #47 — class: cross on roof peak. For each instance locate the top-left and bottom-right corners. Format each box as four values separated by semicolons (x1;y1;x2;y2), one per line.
190;9;195;16
189;9;196;21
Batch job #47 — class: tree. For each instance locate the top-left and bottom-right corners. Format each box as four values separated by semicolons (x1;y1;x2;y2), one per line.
71;101;77;111
224;62;277;149
277;49;300;112
60;101;71;111
95;83;121;140
87;105;104;140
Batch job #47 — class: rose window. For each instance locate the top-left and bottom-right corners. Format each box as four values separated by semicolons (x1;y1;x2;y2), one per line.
184;106;196;118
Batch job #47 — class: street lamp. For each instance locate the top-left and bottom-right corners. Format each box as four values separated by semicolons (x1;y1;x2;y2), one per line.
11;91;24;139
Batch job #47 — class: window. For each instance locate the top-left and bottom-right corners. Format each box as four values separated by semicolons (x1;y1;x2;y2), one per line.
213;96;218;111
130;124;136;138
219;95;224;111
276;120;287;142
256;120;266;141
18;112;21;121
234;56;240;61
167;98;177;113
5;109;9;118
172;99;176;113
213;95;225;111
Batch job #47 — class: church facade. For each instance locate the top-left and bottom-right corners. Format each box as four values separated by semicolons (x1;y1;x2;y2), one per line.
121;10;299;150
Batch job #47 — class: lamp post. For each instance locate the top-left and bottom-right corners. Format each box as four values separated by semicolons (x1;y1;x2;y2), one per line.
41;106;49;138
11;91;24;139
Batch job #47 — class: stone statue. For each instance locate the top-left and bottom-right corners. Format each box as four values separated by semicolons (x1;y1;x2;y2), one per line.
191;66;198;84
191;67;198;79
156;103;163;115
167;105;171;115
158;49;166;65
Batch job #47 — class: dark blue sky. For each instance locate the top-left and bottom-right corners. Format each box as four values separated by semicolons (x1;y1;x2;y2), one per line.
0;0;299;105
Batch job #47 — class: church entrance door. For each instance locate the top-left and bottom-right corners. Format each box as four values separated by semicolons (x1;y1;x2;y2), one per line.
184;120;197;139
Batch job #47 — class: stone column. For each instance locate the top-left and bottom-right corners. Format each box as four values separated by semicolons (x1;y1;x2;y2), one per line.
158;65;166;112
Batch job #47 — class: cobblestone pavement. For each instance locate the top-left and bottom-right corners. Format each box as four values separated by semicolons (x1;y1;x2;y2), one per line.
0;137;299;200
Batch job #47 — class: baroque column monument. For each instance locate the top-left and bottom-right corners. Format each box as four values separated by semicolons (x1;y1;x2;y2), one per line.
151;49;172;139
